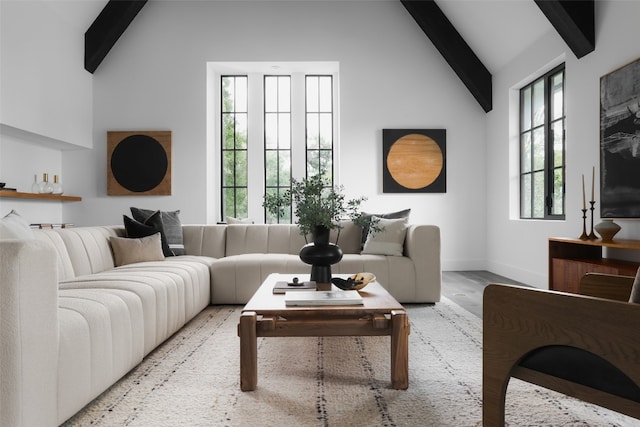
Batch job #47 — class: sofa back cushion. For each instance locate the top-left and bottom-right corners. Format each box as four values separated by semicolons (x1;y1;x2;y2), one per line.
182;225;226;258
224;222;363;256
225;224;306;256
53;227;122;277
33;229;76;281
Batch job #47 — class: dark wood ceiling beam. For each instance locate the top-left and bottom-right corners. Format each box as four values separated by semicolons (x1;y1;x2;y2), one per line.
535;0;595;59
85;0;148;73
401;0;492;113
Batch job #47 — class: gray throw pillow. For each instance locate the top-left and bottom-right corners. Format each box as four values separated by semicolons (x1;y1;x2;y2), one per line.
123;213;173;257
629;268;640;304
360;208;411;249
130;207;185;256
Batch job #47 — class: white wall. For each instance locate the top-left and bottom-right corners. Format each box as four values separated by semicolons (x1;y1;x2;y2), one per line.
0;0;101;223
62;0;488;270
0;0;95;148
485;0;640;287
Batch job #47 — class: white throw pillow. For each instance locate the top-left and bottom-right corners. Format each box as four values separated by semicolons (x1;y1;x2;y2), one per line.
110;233;166;266
0;210;34;240
361;216;408;256
225;216;254;224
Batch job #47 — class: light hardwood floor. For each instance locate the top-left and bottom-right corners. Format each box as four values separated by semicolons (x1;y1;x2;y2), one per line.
441;271;530;319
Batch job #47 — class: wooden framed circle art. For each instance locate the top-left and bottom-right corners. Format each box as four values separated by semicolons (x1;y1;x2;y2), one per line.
107;131;172;196
383;129;446;193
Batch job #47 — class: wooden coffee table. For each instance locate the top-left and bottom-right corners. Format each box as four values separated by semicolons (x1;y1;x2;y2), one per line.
237;273;410;391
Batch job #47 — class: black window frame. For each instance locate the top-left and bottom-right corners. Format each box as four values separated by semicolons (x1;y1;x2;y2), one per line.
519;64;566;220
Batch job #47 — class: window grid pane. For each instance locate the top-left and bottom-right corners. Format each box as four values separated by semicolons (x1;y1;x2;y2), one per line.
519;64;565;220
221;76;248;219
264;75;292;224
306;75;333;182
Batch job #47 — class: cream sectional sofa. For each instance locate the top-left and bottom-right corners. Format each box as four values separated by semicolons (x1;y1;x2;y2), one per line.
0;222;440;426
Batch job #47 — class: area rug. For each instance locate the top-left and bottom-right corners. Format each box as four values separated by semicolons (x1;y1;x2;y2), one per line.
62;298;638;427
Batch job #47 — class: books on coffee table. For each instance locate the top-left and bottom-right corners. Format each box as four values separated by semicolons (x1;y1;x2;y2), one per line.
285;290;363;306
273;280;317;294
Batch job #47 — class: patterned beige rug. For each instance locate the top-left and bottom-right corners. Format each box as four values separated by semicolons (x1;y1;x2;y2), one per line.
62;298;638;426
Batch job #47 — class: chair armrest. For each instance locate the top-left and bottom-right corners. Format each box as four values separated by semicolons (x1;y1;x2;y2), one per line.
483;284;640;423
580;272;634;301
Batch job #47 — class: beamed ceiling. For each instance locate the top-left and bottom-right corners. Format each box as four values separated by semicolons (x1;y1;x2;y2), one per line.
84;0;596;113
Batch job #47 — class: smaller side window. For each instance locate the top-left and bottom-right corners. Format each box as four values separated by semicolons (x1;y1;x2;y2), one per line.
520;64;565;220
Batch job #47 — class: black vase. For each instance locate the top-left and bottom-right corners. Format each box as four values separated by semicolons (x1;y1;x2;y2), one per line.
299;225;343;290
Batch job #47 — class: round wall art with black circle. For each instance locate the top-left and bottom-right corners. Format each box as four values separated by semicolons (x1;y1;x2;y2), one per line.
107;131;172;196
382;129;446;193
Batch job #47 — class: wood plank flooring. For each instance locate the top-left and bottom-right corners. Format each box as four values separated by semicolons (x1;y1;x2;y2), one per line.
441;271;530;319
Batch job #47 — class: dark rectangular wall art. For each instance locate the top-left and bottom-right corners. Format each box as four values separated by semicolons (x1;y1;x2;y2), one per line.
383;129;446;193
107;131;172;196
600;57;640;218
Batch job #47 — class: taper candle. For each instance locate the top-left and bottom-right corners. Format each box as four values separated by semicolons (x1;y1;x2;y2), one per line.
582;174;586;209
591;166;595;201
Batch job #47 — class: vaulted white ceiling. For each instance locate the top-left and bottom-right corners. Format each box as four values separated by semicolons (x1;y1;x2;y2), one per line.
436;0;553;72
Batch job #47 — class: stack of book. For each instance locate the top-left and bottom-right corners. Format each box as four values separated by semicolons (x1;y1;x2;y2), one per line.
284;290;363;306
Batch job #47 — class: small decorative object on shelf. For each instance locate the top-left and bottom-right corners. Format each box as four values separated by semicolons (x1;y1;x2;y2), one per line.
579;208;589;240
595;219;621;242
588;200;597;240
52;175;63;195
40;173;54;194
588;166;597;240
31;174;40;193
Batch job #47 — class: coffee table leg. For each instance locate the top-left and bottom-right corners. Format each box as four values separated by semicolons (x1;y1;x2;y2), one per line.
390;310;409;389
239;311;257;391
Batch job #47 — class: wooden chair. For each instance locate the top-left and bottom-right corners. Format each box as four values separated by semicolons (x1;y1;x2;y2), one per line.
483;273;640;426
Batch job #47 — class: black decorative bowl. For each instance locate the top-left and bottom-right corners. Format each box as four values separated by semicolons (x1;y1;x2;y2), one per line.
331;273;376;291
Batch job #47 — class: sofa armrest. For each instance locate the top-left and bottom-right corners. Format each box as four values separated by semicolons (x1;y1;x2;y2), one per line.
404;224;441;302
1;239;59;427
580;272;634;301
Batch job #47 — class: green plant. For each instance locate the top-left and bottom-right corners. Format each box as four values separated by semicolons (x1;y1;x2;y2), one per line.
263;173;380;237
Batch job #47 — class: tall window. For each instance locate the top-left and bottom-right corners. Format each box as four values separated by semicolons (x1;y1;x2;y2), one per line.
217;64;336;222
221;76;248;219
520;64;565;219
264;75;292;224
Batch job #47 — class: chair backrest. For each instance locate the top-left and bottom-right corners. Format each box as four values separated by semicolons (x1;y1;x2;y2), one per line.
579;272;633;301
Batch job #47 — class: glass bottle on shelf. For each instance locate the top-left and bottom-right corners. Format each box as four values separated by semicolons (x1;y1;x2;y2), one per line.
31;174;40;193
41;173;54;194
52;175;63;195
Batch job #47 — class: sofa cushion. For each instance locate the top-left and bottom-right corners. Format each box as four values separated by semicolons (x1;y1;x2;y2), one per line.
131;207;185;256
54;227;119;276
0;209;34;240
329;220;362;254
360;208;411;248
362;216;408;256
124;213;172;257
110;233;165;266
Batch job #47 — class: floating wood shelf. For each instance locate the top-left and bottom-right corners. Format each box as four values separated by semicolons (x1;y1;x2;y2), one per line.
0;190;81;202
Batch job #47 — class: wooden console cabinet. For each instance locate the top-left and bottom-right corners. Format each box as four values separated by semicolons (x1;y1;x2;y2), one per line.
548;237;640;294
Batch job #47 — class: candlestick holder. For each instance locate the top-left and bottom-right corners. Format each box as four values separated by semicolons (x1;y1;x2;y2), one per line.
579;208;589;240
588;200;597;240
